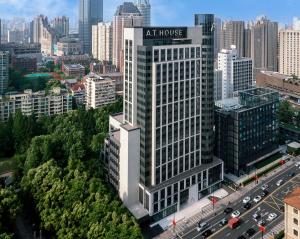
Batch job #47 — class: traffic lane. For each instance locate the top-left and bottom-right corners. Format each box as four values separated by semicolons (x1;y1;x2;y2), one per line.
180;164;297;239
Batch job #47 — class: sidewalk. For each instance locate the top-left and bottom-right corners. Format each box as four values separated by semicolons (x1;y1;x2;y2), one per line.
155;158;295;239
263;220;284;239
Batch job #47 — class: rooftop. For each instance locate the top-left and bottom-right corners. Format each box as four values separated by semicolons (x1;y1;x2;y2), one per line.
115;2;141;16
64;64;85;70
284;188;300;209
260;71;290;80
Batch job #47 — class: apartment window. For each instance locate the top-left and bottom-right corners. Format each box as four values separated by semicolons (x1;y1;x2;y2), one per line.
294;218;299;225
294;208;298;214
294;229;298;236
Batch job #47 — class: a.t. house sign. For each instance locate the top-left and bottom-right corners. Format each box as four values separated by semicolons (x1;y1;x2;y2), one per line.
143;27;188;40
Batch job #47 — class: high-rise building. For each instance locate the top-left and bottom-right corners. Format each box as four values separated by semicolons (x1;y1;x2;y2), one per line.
79;0;103;54
284;188;300;239
7;29;24;43
85;73;116;109
244;24;251;58
0;51;9;94
92;22;113;62
104;25;223;221
51;16;69;37
279;29;300;78
214;17;222;59
221;21;245;57
134;0;151;26
195;14;215;165
215;87;279;176
113;2;144;70
214;69;222;101
217;45;253;99
251;16;278;76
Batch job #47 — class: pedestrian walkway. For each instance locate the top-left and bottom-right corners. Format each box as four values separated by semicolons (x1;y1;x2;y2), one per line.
263;220;284;239
155;157;295;239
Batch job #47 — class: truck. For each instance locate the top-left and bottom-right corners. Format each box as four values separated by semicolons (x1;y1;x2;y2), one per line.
228;217;240;229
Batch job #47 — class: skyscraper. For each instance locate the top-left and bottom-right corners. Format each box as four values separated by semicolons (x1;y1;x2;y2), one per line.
104;25;223;221
251;16;278;76
214;17;222;59
217;45;253;99
221;20;245;57
79;0;103;54
0;51;9;94
113;2;143;70
51;16;69;38
134;0;151;26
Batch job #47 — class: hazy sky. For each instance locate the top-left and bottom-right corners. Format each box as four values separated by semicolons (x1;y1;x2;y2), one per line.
0;0;299;27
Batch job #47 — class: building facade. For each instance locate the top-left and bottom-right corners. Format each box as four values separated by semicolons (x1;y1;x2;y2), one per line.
85;72;116;109
0;87;73;121
279;30;300;78
284;188;300;239
104;25;223;221
217;45;253;99
134;0;151;26
214;87;279;176
92;22;113;62
62;64;85;78
251;17;278;76
79;0;103;54
51;16;69;38
113;2;144;70
0;51;9;94
57;37;82;56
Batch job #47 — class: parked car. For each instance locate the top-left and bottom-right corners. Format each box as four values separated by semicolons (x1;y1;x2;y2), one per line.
267;213;277;221
202;229;213;238
197;222;209;232
243;196;251;204
289;172;296;177
231;210;241;218
245;228;256;237
224;207;233;214
243;202;252;210
253;213;261;221
219;218;228;227
261;190;269;197
253;195;262;203
261;184;269;191
276;180;283;186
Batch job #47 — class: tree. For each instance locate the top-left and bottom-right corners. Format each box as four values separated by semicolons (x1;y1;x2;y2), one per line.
278;101;294;124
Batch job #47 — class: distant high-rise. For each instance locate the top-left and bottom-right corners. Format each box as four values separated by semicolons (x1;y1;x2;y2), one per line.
134;0;151;26
92;22;113;62
113;2;143;70
279;29;300;78
51;16;69;37
79;0;103;54
0;51;9;94
214;17;222;59
244;24;251;58
251;16;278;76
221;20;245;57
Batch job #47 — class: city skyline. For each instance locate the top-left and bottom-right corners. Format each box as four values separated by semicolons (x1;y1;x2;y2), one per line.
1;0;300;27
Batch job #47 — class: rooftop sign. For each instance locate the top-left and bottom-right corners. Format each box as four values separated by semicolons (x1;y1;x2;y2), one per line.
143;27;187;40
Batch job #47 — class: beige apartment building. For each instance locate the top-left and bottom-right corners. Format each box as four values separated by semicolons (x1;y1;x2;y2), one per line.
279;30;300;78
285;188;300;239
92;22;113;62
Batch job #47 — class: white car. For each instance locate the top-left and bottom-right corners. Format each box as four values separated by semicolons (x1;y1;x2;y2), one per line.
253;195;262;203
276;180;283;186
295;162;300;167
231;210;241;218
243;196;251;204
196;222;209;232
261;184;269;191
267;213;277;221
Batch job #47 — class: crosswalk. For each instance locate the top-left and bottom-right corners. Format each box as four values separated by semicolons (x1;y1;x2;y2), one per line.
263;221;284;239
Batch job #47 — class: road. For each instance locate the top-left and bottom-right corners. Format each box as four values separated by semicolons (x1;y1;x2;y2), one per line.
179;161;300;239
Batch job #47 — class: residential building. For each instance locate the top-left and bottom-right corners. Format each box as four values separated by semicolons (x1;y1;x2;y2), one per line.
214;69;222;101
134;0;151;26
214;87;279;176
90;61;118;74
113;2;144;70
251;16;278;76
51;16;69;37
217;45;253;99
221;21;245;57
70;82;85;106
62;64;85;78
57;37;82;56
0;87;73;121
11;56;37;73
100;72;123;92
79;0;103;54
92;22;113;62
85;72;116;109
279;29;300;78
54;54;92;67
284;188;300;239
7;29;24;43
0;51;9;94
104;24;223;221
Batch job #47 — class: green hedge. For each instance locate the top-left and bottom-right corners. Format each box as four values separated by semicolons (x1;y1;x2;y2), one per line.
274;230;284;239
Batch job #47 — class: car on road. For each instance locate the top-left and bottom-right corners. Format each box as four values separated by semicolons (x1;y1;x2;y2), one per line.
289;172;296;177
295;162;300;167
276;179;283;186
242;196;251;204
201;229;212;238
245;228;256;237
261;184;269;191
224;207;233;214
267;213;277;221
197;222;209;232
231;210;241;218
219;218;228;226
257;219;266;226
261;190;269;197
253;213;261;221
253;195;262;203
243;202;251;210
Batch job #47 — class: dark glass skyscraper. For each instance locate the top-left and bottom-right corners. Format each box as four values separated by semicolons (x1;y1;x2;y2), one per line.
79;0;103;54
